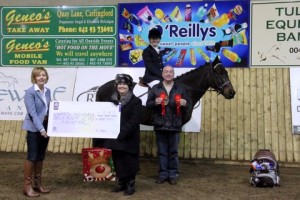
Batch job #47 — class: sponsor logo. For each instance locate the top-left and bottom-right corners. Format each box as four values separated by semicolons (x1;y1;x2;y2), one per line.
0;72;18;90
76;86;100;102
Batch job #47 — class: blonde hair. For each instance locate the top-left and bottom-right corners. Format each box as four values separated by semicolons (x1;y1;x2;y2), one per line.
31;67;49;84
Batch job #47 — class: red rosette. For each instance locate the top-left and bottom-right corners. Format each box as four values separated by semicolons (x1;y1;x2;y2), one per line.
175;94;181;116
159;92;167;116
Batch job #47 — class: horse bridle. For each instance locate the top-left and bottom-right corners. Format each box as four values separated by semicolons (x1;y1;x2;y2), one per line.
210;63;231;95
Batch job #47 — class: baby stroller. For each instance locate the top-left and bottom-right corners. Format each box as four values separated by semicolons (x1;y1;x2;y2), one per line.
249;149;280;187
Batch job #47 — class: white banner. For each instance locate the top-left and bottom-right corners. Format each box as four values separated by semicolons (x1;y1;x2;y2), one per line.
0;67;31;120
251;1;300;67
290;68;300;134
0;67;76;120
74;68;201;132
48;101;120;138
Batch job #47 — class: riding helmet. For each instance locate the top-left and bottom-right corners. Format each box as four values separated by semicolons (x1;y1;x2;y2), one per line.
148;28;161;39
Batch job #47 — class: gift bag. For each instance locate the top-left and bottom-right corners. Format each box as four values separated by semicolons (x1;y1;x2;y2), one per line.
82;148;116;182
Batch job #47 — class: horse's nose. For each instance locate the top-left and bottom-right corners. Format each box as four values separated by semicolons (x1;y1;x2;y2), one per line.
229;90;236;98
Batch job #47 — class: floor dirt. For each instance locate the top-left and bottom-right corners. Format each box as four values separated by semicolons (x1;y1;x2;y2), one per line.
0;152;299;200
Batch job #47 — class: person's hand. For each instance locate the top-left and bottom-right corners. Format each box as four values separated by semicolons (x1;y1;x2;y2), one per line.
155;97;163;105
180;99;187;107
155;97;168;105
41;130;48;138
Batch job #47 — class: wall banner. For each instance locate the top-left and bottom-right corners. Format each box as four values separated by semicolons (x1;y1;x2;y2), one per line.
1;37;116;66
251;1;300;67
0;67;76;120
118;1;250;68
290;67;300;134
1;6;116;36
0;6;117;67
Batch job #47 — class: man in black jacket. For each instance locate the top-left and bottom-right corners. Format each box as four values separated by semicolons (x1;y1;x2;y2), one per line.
146;65;190;185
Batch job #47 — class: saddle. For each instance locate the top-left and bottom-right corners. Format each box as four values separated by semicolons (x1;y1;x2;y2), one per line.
138;77;149;88
133;78;150;106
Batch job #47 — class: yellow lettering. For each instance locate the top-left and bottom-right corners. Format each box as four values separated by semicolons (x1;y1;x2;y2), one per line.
6;9;51;26
7;27;26;33
28;27;50;33
32;60;47;64
58;26;77;33
6;39;50;53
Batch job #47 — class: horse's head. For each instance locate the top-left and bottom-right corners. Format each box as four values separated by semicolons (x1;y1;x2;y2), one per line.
208;57;236;99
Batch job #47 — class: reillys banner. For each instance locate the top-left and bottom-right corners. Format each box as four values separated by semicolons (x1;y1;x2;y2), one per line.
118;1;250;68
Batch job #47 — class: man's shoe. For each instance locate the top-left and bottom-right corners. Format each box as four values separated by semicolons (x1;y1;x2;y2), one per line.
156;177;167;184
168;177;177;185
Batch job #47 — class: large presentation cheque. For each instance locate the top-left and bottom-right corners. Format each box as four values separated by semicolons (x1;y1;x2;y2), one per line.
47;101;120;138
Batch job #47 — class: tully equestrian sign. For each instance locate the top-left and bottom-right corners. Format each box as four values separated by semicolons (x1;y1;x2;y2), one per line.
0;6;117;67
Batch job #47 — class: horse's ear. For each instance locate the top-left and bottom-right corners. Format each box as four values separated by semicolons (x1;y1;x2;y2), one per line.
212;56;221;67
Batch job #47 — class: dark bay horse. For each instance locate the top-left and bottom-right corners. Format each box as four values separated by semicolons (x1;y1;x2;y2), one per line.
96;58;235;126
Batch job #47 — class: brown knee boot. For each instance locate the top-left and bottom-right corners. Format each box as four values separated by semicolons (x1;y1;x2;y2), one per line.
33;161;50;194
23;160;39;197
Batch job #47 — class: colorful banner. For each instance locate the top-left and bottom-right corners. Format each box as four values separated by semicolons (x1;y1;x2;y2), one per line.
118;1;250;68
251;1;300;67
1;37;116;66
1;6;116;36
0;67;76;120
0;6;117;67
290;68;300;134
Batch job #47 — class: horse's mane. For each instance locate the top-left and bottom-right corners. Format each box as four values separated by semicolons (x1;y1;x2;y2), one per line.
174;62;209;82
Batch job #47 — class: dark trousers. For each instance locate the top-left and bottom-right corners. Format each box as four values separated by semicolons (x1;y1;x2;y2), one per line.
112;150;139;179
26;121;49;162
155;131;180;179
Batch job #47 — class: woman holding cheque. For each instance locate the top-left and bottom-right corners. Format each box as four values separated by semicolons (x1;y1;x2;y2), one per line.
22;67;51;197
94;74;142;195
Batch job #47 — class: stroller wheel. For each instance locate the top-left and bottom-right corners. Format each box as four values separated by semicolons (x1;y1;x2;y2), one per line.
250;176;259;187
276;176;280;186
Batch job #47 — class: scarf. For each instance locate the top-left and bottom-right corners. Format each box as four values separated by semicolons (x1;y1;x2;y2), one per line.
111;91;133;107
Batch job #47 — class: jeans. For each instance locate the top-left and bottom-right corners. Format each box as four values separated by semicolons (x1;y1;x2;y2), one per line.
156;131;180;179
26;121;49;162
